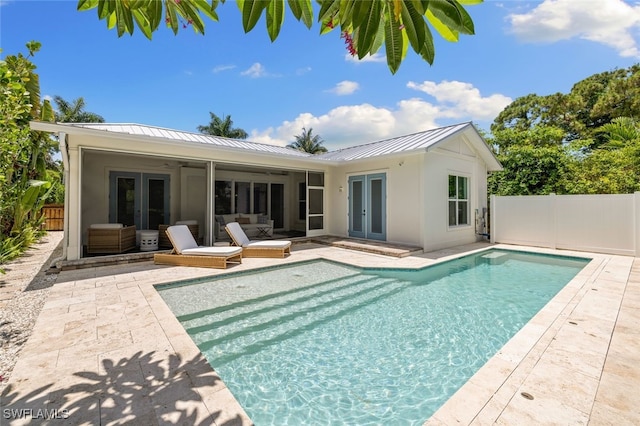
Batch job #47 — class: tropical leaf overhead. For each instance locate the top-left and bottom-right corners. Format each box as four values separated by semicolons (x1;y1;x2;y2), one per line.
77;0;481;74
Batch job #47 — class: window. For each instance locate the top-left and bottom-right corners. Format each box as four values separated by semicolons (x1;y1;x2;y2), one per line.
214;180;232;214
448;175;469;227
298;182;306;221
235;181;251;214
253;183;268;215
216;179;273;216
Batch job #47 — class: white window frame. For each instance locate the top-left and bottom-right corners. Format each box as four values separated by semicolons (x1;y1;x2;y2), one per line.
448;174;470;227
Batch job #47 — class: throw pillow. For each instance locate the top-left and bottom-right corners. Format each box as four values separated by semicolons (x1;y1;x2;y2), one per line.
237;217;251;225
215;215;226;225
258;215;268;224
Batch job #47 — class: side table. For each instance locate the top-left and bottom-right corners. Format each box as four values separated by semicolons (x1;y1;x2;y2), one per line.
139;230;159;251
255;225;272;238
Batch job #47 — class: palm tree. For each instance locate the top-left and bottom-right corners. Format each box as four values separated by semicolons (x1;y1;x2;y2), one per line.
287;127;328;154
598;117;640;149
53;96;105;122
197;112;248;139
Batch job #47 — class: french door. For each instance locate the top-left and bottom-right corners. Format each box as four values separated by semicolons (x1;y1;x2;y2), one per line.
348;173;386;241
109;171;170;230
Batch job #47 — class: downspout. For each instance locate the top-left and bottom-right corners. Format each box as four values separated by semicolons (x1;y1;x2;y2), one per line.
49;131;69;269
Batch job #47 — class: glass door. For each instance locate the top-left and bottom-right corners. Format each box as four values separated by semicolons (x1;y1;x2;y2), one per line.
143;174;170;230
366;173;386;241
348;175;365;238
110;171;170;230
348;173;386;240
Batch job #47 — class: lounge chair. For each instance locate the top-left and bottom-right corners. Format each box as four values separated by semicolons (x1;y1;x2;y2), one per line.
225;222;291;258
154;225;242;269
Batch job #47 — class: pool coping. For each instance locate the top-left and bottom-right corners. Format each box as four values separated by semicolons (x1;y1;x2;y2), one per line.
1;242;638;424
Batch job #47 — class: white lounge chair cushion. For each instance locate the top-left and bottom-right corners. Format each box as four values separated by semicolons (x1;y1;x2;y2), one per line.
225;222;251;246
181;247;242;257
166;225;199;254
245;240;291;249
226;222;291;249
167;225;242;256
90;223;124;229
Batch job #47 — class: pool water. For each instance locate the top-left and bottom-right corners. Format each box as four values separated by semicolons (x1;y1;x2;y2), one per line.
157;249;589;425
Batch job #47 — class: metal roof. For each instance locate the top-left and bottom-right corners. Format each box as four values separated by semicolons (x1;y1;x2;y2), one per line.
35;121;499;169
66;123;314;158
315;122;475;161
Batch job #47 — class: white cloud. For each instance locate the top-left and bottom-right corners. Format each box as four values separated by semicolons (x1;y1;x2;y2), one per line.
213;64;236;73
241;63;268;78
249;81;511;150
406;80;512;121
327;80;360;96
507;0;640;57
345;52;386;63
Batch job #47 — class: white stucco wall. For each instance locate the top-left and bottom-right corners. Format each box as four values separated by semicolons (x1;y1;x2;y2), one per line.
422;139;489;252
329;154;424;246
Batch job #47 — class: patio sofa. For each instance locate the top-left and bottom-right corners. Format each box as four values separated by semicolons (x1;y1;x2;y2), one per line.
215;214;274;239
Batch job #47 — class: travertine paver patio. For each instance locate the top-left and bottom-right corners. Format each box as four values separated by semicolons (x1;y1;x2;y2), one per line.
1;242;639;425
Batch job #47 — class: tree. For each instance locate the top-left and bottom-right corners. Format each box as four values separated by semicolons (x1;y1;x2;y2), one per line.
287;127;327;154
488;64;640;196
564;117;640;194
53;95;105;123
76;0;482;74
487;126;571;196
491;65;640;153
596;117;640;149
0;42;56;267
197;113;248;139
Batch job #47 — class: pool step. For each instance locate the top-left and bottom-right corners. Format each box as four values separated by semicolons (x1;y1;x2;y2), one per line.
188;275;412;366
187;273;399;341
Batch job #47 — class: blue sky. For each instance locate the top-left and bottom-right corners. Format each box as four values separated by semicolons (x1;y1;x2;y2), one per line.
2;0;640;150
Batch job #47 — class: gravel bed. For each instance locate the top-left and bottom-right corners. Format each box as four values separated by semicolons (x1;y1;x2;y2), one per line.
0;232;63;393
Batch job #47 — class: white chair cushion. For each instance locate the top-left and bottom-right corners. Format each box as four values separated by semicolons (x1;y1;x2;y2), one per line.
225;222;251;246
90;223;123;229
166;225;198;254
246;240;291;248
181;247;242;256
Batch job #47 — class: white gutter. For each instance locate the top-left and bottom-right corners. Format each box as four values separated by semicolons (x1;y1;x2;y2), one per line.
49;131;69;268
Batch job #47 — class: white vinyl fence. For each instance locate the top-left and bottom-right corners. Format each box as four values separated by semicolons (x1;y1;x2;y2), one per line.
490;193;640;257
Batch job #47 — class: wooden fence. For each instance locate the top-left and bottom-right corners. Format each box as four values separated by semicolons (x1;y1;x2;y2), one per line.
42;204;64;231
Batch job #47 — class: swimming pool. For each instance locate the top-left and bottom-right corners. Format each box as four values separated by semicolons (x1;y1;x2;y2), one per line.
157;249;589;425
